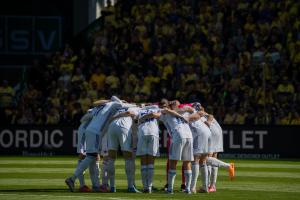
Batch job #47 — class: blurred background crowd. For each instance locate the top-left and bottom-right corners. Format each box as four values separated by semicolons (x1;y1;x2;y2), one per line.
1;0;300;125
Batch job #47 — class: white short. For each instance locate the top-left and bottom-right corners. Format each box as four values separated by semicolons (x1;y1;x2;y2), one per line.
107;123;132;152
192;127;211;155
169;138;194;161
85;130;101;153
136;134;160;156
100;133;109;156
77;127;86;154
209;122;224;153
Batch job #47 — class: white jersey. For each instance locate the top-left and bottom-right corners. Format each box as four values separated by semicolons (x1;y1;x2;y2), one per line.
160;111;192;141
137;105;160;137
189;112;211;138
86;102;122;134
110;106;140;130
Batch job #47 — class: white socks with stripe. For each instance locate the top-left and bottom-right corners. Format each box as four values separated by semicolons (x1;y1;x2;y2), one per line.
191;163;199;191
184;170;192;192
141;165;148;189
210;167;218;187
207;157;230;168
147;164;154;190
200;163;209;191
167;169;176;192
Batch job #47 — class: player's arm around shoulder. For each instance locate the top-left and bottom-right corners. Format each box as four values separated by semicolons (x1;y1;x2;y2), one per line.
186;112;201;122
93;99;110;106
162;108;188;122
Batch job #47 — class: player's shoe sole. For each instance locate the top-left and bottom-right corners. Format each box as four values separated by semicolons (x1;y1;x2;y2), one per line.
65;177;75;192
229;163;235;180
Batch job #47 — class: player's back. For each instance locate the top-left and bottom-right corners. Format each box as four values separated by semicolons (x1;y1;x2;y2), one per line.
138;105;160;137
160;112;192;140
110;105;140;130
86;102;122;134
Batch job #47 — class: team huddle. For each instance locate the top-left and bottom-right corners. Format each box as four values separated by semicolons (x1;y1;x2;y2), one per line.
65;96;235;194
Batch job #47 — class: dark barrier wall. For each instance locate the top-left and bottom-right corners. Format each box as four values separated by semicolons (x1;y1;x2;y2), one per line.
0;125;299;158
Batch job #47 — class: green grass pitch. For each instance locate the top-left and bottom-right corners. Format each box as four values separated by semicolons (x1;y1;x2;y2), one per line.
0;156;300;200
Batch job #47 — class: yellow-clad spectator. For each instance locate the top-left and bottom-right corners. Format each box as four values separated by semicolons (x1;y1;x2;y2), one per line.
78;90;92;112
88;81;98;102
161;60;173;80
290;112;300;125
235;108;248;125
0;80;15;108
277;76;295;94
47;90;60;108
46;108;60;124
89;68;106;90
223;107;237;124
105;70;120;89
71;68;85;83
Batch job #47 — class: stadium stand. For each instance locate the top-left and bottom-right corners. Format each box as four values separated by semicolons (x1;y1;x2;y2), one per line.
1;0;300;125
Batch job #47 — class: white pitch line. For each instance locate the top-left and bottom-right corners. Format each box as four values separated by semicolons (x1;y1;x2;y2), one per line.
0;193;175;200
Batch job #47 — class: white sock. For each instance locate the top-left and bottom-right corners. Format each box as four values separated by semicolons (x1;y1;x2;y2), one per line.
207;165;212;186
207;157;230;168
184;170;192;192
77;160;85;187
89;160;100;188
73;156;94;181
191;163;199;191
125;159;134;188
210;167;218;188
167;169;176;192
141;165;148;189
200;163;208;191
101;160;109;186
147;164;154;190
107;159;115;188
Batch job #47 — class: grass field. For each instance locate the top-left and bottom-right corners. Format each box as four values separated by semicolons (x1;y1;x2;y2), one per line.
0;156;300;200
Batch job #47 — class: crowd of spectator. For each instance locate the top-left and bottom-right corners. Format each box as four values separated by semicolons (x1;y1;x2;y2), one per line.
1;0;300;125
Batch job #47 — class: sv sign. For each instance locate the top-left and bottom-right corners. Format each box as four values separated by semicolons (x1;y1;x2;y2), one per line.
0;16;61;54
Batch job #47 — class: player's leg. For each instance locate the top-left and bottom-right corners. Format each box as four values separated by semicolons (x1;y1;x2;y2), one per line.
65;133;99;192
163;134;171;191
206;153;235;179
100;156;110;192
121;129;139;192
140;155;148;192
99;134;109;192
182;138;193;194
146;155;155;193
76;154;92;192
145;135;159;193
167;139;183;194
88;153;101;191
137;134;149;192
107;125;119;192
167;159;178;194
181;164;186;191
190;155;200;193
199;154;209;193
